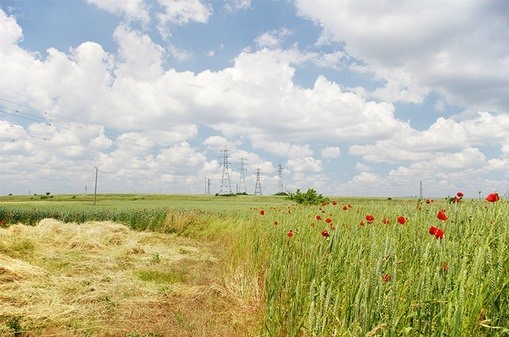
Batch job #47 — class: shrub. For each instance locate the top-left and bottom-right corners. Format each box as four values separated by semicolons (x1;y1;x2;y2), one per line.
287;188;329;205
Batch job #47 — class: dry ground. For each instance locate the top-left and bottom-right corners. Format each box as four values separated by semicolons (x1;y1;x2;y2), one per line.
0;219;260;336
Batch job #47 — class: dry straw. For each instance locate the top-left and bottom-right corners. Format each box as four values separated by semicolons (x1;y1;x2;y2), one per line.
0;218;251;336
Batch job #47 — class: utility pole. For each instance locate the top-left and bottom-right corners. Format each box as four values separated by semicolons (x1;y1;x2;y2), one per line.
237;154;248;194
277;160;284;194
254;168;263;195
94;167;98;205
219;148;232;195
419;180;423;199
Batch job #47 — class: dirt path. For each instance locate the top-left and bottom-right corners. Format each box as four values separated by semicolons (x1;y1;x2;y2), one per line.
0;219;259;336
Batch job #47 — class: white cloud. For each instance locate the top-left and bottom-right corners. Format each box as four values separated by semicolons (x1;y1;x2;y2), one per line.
85;0;150;24
286;156;322;173
321;146;340;159
0;9;22;48
255;28;292;49
157;0;212;26
224;0;251;13
294;0;509;111
349;111;509;165
114;25;165;81
355;162;370;172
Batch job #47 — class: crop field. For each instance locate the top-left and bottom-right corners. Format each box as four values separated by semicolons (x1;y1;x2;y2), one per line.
0;193;508;336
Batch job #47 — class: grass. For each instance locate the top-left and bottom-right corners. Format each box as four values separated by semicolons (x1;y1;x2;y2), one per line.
0;194;508;336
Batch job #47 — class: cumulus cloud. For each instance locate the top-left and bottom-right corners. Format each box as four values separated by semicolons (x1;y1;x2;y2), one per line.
294;0;509;111
85;0;150;24
157;0;212;26
255;28;292;49
321;146;340;159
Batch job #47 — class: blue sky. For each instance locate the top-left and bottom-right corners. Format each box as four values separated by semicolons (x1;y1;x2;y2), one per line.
0;0;508;198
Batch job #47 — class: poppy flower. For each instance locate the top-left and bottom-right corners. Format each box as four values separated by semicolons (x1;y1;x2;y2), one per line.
437;209;448;221
365;214;375;224
381;273;391;282
442;262;448;272
434;228;444;239
486;193;500;202
456;192;464;197
382;218;389;224
359;221;365;227
425;199;431;204
259;209;265;215
332;200;337;205
397;216;406;225
429;226;444;239
453;197;461;203
325;218;332;223
274;220;278;225
321;229;330;237
316;215;322;221
287;230;294;237
342;205;348;210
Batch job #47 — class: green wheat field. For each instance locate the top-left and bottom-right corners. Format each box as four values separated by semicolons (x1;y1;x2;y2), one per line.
0;193;507;336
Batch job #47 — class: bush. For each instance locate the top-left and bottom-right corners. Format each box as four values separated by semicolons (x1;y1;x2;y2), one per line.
287;188;329;205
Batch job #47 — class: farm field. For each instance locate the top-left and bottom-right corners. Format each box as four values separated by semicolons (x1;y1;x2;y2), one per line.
0;193;508;336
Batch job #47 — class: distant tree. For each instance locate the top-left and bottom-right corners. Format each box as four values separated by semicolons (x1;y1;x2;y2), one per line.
288;188;329;205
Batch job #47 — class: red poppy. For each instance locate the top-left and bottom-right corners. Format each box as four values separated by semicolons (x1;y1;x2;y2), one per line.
316;215;322;221
332;201;337;205
437;209;448;221
259;209;265;215
321;229;330;237
382;218;389;224
365;214;375;224
381;273;391;282
425;199;431;204
456;192;464;197
342;205;348;210
486;193;500;202
325;218;332;223
397;216;406;225
435;228;444;239
442;262;448;272
274;220;278;225
287;230;294;237
359;221;365;227
429;226;444;239
453;197;461;203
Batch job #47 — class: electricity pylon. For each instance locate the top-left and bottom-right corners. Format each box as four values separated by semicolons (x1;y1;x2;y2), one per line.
219;148;232;194
254;167;263;195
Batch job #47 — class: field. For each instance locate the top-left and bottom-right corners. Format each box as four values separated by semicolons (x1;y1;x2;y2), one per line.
0;193;508;336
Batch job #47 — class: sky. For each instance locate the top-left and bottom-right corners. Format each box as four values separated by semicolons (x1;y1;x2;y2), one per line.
0;0;508;198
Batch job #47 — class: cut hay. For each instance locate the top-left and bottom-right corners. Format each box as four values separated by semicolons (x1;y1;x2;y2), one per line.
0;218;250;336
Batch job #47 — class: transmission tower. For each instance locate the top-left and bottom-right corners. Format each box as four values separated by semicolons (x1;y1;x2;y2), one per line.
219;148;232;194
237;155;248;194
204;177;211;194
254;168;263;195
277;160;284;194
